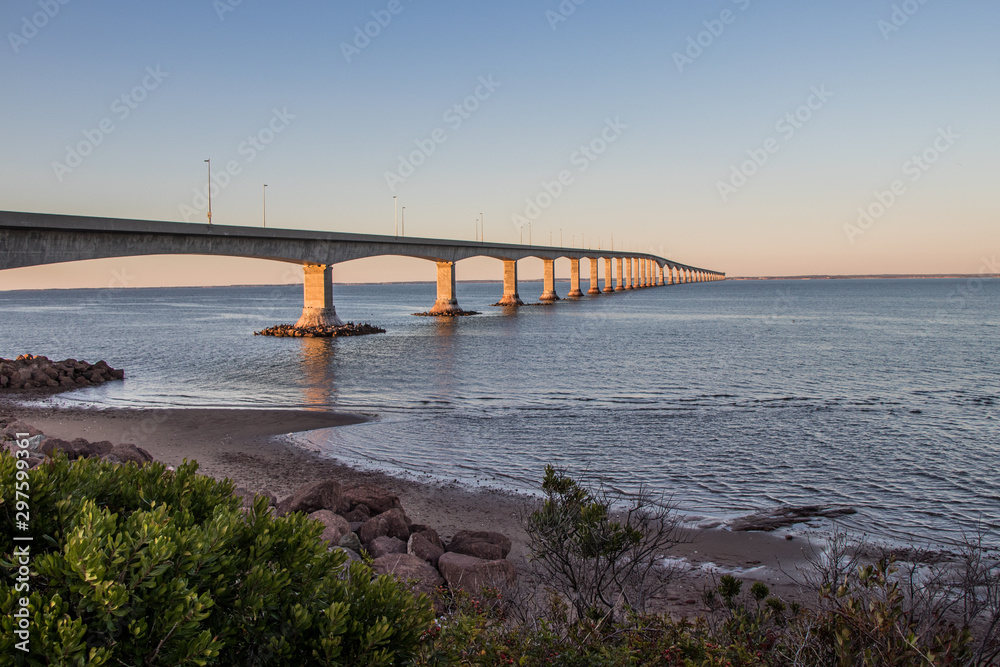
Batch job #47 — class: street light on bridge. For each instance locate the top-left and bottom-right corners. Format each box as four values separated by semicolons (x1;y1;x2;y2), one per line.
204;159;212;225
262;184;268;227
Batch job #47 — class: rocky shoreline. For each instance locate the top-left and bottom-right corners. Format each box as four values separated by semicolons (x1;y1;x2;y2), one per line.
0;354;124;392
2;413;517;602
254;322;386;337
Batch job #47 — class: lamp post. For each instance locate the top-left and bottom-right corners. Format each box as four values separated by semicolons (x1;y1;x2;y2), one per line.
262;184;268;227
393;195;398;236
204;159;212;225
401;206;405;236
480;212;484;243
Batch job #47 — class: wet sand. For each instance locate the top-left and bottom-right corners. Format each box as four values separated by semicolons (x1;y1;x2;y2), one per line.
2;398;821;614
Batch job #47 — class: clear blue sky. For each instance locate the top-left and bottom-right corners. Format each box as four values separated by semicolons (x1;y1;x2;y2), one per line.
2;0;998;288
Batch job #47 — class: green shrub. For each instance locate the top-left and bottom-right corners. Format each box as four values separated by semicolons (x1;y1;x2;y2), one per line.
0;454;433;666
522;465;685;623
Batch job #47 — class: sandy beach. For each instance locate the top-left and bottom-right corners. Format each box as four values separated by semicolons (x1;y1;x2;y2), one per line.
2;396;821;614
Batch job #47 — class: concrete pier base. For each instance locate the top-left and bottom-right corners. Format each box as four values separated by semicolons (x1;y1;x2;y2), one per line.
624;257;633;289
615;257;625;291
587;258;601;295
632;258;639;288
294;264;344;327
497;259;523;306
567;258;584;298
429;261;463;314
657;264;665;286
540;258;560;302
603;258;614;293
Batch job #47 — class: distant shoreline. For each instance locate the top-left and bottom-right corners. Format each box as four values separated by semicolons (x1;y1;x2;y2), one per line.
728;274;1000;281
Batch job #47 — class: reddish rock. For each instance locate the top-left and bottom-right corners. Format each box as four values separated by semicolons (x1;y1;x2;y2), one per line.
74;439;113;459
437;552;517;592
234;487;278;511
276;479;344;516
371;553;444;597
342;484;402;515
369;536;407;558
410;525;445;551
408;532;445;568
359;508;410;546
309;509;351;545
102;443;154;466
40;438;78;459
342;505;371;522
3;422;42;439
447;530;512;560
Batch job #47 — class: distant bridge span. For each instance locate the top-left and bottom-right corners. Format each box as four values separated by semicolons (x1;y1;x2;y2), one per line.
0;211;725;324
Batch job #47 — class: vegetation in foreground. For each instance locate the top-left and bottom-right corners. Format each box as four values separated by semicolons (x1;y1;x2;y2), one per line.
2;456;998;665
0;454;432;665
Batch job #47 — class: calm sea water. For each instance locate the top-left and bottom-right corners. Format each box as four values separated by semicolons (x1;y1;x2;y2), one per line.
1;278;997;547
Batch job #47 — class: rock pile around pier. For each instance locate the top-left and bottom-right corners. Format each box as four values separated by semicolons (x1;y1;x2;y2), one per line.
2;415;517;600
0;354;124;391
412;310;481;317
254;323;386;338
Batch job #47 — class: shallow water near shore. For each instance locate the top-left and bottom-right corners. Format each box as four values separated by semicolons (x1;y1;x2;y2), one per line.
2;278;998;548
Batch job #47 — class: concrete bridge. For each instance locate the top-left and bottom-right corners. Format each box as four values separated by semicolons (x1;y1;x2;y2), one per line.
0;211;725;326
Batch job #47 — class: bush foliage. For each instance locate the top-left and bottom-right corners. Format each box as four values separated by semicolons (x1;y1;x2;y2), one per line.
0;454;433;666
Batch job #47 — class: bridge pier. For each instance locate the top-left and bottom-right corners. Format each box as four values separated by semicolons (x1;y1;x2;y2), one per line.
430;261;462;314
540;258;560;302
567;258;583;298
639;259;646;288
294;264;344;328
624;257;633;289
632;258;640;288
615;258;624;291
657;263;665;286
587;258;601;295
603;258;614;293
497;259;523;306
